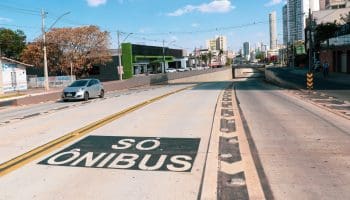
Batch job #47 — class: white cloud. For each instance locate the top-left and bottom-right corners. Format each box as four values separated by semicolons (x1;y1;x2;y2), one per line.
265;0;284;7
86;0;107;7
0;17;12;22
192;23;200;28
168;0;235;17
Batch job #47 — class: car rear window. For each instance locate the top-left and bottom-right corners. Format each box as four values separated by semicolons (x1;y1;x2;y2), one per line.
69;80;89;87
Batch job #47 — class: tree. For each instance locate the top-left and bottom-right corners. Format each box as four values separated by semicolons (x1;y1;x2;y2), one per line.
340;12;350;24
314;22;339;51
200;53;208;66
218;49;224;65
207;51;213;67
0;28;26;60
21;26;111;77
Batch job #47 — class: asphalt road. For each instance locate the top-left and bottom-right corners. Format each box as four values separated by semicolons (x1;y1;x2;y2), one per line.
235;78;350;199
0;82;231;200
1;78;349;200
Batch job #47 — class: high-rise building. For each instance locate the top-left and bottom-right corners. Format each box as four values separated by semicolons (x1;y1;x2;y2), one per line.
269;11;278;50
206;36;227;51
325;0;350;9
287;0;320;43
283;5;289;45
243;42;250;60
216;36;227;51
320;0;326;9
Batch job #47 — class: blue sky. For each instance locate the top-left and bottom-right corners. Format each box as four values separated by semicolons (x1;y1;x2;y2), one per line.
0;0;285;52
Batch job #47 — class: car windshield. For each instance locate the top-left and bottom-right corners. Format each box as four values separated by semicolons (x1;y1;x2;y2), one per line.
69;80;89;87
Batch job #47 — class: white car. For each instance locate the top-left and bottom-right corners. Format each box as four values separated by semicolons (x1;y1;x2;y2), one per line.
177;68;186;72
166;68;177;73
62;79;104;102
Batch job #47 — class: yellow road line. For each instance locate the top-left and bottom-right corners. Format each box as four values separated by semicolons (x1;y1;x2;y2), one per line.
0;86;193;177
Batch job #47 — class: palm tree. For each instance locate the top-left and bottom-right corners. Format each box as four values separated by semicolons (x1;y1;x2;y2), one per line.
207;51;213;67
218;49;224;66
200;54;208;66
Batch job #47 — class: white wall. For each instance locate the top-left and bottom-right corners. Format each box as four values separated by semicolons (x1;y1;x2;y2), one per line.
1;61;27;92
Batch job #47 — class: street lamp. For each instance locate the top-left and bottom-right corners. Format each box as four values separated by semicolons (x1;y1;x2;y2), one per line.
162;40;176;73
117;31;133;81
41;9;70;91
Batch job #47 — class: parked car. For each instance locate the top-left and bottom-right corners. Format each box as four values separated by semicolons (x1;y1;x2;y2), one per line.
166;68;177;73
62;79;104;102
177;68;186;72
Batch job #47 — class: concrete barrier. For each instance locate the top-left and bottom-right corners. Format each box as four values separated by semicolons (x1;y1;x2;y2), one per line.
265;68;300;89
1;67;233;107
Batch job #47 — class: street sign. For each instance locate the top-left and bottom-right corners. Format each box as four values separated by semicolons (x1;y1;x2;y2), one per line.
307;73;314;90
39;136;200;172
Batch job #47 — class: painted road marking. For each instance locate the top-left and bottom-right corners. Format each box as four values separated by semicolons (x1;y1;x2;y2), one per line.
0;85;193;177
39;136;200;172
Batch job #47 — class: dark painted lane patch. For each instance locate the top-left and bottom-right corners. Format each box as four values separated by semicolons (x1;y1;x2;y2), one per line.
220;119;236;133
53;106;69;111
327;105;350;110
222;102;233;108
22;113;41;119
221;109;234;117
313;99;344;105
218;171;249;200
39;136;200;172
219;137;241;164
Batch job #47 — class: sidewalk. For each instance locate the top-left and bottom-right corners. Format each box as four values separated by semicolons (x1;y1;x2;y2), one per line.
266;66;350;102
287;67;350;87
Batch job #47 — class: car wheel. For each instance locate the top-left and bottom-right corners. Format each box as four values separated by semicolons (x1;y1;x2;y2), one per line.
84;92;89;101
99;90;105;98
63;99;68;102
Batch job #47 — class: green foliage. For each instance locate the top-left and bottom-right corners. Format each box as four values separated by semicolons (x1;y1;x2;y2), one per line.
0;28;26;60
255;52;265;61
200;54;208;65
121;43;133;79
314;22;339;51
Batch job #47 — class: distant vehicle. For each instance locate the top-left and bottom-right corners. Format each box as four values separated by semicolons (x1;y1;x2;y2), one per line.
62;79;104;102
166;68;177;73
177;68;187;72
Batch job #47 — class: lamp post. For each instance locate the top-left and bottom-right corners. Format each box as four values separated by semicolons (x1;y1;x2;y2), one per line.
117;31;132;80
41;9;70;91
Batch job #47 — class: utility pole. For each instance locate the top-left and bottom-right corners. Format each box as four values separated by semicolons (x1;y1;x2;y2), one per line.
41;9;49;91
308;8;313;72
70;61;73;82
162;40;166;73
117;31;123;80
0;47;3;95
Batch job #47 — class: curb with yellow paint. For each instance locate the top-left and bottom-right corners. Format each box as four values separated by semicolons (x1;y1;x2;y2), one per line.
0;85;193;177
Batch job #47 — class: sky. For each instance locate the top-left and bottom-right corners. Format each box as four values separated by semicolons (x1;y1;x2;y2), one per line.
0;0;286;52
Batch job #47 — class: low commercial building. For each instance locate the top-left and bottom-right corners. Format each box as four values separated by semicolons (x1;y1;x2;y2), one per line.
0;57;32;92
319;23;350;73
121;43;188;79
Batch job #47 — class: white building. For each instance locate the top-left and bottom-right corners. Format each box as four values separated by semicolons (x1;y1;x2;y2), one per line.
0;57;31;93
206;35;227;51
269;11;278;50
286;0;320;43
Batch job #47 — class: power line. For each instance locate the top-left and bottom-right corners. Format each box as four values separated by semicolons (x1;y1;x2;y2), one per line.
0;3;40;16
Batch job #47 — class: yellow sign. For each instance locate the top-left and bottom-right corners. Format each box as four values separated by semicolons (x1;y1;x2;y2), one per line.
307;73;313;90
